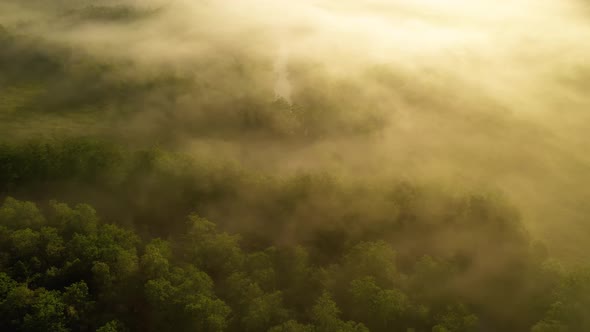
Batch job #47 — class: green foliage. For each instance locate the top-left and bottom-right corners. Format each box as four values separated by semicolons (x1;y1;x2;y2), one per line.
140;239;171;279
341;241;398;287
144;266;230;332
0;197;45;229
269;320;314;332
241;291;288;331
0;2;587;330
349;277;411;331
532;267;590;331
432;304;479;332
96;320;126;332
311;291;369;332
0;142;585;332
183;215;244;278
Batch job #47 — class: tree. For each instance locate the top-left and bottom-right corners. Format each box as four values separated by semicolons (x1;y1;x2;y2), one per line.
339;241;398;287
311;291;368;332
241;291;289;332
10;228;41;258
63;281;94;329
0;197;44;230
49;202;98;239
0;284;69;332
182;215;244;278
532;267;590;331
433;303;479;332
269;320;314;332
22;288;68;332
349;277;412;331
96;320;126;332
144;266;230;332
140;238;171;279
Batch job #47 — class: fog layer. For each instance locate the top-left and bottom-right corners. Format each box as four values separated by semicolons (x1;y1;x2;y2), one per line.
1;0;589;262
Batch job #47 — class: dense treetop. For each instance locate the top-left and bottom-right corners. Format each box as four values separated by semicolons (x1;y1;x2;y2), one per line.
2;1;590;331
0;140;587;332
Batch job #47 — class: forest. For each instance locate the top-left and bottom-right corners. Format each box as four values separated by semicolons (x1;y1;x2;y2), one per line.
1;0;590;331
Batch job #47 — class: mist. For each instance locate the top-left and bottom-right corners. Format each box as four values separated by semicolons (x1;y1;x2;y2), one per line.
6;0;586;258
1;1;590;330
